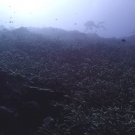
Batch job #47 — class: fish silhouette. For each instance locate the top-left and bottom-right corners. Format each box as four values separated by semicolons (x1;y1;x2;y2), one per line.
121;39;126;42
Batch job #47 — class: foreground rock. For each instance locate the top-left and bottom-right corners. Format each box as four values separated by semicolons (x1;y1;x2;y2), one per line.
0;69;64;134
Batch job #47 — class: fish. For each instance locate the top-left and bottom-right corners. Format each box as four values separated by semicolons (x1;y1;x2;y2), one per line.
9;21;13;23
121;39;126;42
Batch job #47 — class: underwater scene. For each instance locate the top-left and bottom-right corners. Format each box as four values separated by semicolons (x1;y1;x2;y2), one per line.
0;0;135;135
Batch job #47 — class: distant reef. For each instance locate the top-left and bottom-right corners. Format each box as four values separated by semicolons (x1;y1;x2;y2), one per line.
0;26;135;43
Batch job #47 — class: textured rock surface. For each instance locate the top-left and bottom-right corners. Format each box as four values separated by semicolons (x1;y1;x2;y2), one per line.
0;70;64;134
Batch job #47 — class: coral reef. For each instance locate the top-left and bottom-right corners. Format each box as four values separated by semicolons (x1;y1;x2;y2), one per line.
0;27;135;135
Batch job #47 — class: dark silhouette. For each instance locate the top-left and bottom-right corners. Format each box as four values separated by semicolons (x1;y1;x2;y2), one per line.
84;21;106;32
121;39;126;42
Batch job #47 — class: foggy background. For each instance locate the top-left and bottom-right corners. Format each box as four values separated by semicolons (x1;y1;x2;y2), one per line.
0;0;135;38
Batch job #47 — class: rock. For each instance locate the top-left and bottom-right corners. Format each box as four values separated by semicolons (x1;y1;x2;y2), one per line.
19;100;40;121
0;106;17;132
42;117;54;128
